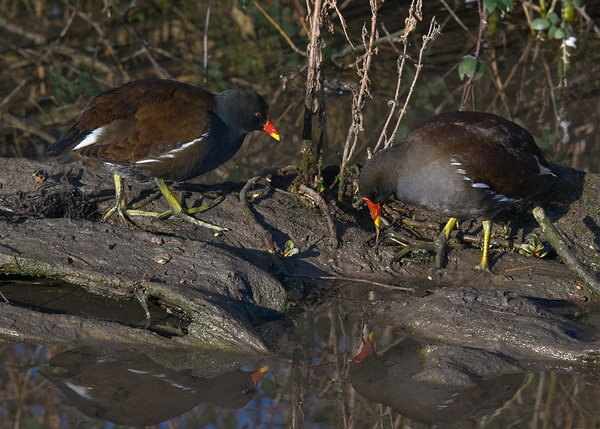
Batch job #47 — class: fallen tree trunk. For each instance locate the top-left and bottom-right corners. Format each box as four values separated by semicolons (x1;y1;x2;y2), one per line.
0;157;599;352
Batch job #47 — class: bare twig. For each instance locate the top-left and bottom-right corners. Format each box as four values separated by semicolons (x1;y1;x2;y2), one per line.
288;273;416;292
438;0;470;33
2;113;56;143
533;206;600;298
122;7;171;79
298;184;338;248
239;166;297;272
329;28;405;66
0;78;29;110
254;0;306;56
576;4;600;38
295;0;325;186
375;4;441;152
338;0;382;201
203;0;213;84
460;0;486;110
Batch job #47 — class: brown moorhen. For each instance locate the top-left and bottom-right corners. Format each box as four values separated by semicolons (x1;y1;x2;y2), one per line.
46;78;280;230
359;111;555;270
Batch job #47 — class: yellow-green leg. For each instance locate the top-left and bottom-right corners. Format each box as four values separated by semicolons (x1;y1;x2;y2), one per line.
102;175;226;231
443;217;458;240
475;219;493;270
102;174;130;225
151;179;226;231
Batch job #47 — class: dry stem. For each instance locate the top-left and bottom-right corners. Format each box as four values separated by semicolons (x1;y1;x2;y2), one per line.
337;0;382;201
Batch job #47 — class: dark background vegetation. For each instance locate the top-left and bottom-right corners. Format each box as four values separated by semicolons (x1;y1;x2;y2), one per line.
1;0;599;185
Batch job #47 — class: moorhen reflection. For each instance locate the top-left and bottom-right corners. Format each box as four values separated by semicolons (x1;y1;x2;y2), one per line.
359;111;554;271
350;333;524;425
39;346;268;426
46;78;280;229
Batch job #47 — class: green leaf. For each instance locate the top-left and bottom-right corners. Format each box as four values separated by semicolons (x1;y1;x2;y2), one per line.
483;0;497;12
497;0;514;12
458;56;483;80
531;18;551;30
552;27;566;39
283;240;299;258
547;12;560;24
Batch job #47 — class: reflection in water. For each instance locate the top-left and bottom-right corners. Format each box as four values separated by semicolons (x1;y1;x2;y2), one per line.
39;347;267;426
4;291;600;427
349;333;525;425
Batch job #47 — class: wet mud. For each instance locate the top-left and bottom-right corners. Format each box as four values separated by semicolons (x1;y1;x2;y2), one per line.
0;157;599;373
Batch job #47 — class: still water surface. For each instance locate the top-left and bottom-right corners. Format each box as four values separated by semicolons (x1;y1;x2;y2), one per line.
2;280;600;428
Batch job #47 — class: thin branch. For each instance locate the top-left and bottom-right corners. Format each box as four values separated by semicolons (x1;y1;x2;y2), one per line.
533;206;600;297
122;7;171;79
576;4;600;38
240;167;287;252
203;0;213;84
298;184;338;248
376;15;440;152
338;0;382;198
254;0;306;56
460;0;486;110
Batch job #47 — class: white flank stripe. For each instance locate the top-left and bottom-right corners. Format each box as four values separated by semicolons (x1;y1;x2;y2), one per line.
494;194;521;203
73;126;105;150
472;183;490;189
136;133;208;164
534;155;554;175
456;169;467;175
65;381;93;399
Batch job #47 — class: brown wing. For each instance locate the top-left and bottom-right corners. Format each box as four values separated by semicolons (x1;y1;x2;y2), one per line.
409;112;551;199
48;79;214;161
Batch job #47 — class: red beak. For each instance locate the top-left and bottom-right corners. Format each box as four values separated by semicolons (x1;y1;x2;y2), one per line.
263;112;280;141
353;332;375;363
251;365;269;387
362;198;381;229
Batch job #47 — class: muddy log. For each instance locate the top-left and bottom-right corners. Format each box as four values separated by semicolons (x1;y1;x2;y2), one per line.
0;157;599;352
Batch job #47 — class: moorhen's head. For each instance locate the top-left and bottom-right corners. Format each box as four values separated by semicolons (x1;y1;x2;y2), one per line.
214;89;280;140
358;153;398;228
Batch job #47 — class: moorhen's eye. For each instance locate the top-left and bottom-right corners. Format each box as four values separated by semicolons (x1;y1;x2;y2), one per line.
255;112;262;119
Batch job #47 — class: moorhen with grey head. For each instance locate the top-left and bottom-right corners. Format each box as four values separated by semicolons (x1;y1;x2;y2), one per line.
46;78;280;230
359;111;554;271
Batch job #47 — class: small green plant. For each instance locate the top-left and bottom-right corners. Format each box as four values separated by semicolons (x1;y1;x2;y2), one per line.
49;71;97;103
529;0;582;73
483;0;514;12
458;55;485;81
518;234;549;259
283;240;299;258
498;221;512;240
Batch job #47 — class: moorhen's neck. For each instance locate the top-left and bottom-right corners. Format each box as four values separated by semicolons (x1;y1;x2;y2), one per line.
358;146;404;205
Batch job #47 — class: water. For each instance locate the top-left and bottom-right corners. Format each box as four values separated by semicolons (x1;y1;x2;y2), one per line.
2;280;600;428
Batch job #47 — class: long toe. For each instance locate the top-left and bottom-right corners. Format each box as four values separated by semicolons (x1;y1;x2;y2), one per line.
177;211;229;231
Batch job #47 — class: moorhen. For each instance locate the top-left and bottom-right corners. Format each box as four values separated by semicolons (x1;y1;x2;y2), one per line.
359;111;555;270
46;78;280;230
